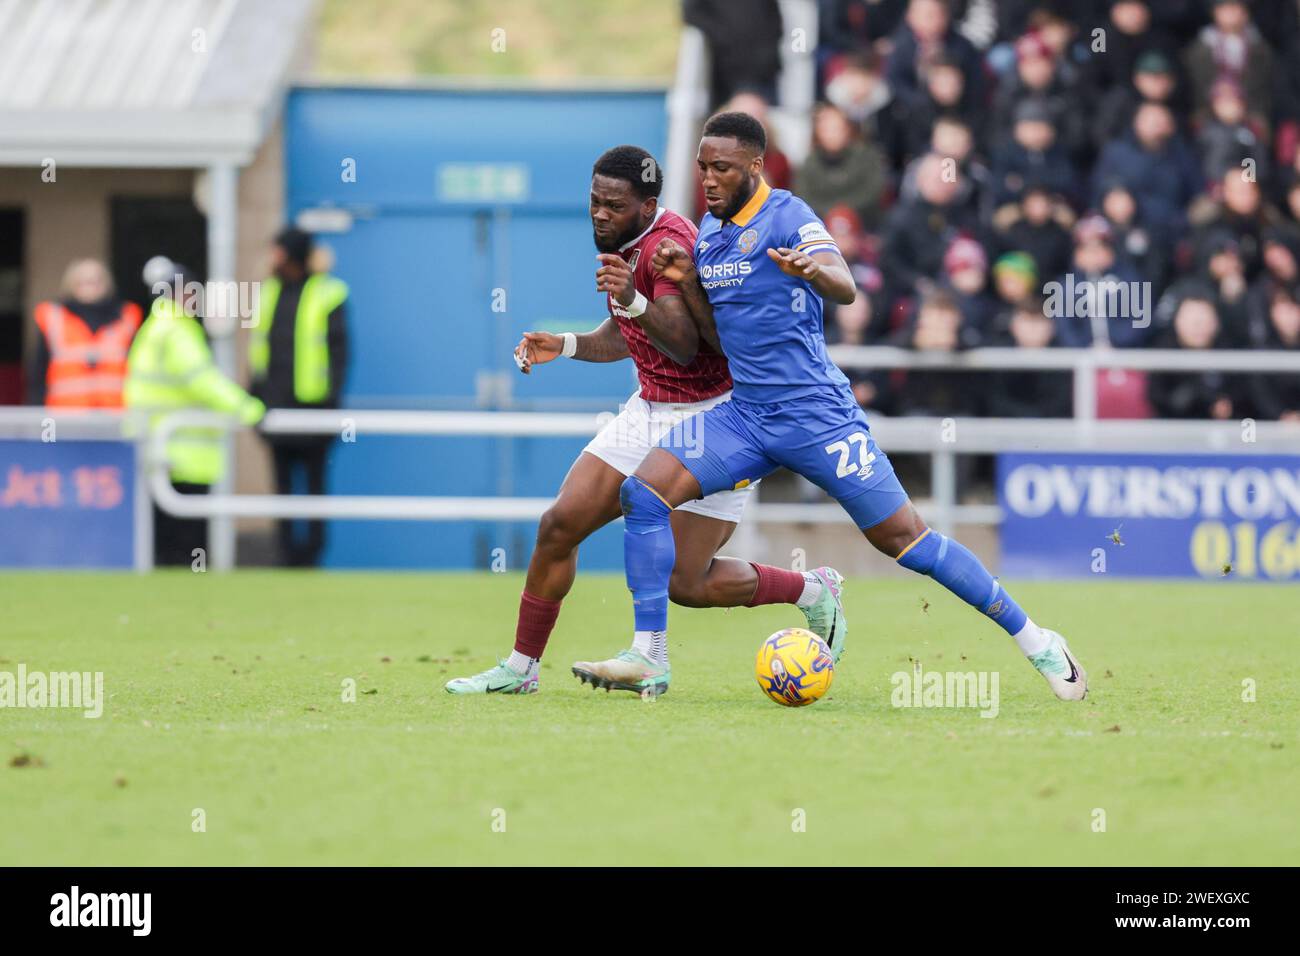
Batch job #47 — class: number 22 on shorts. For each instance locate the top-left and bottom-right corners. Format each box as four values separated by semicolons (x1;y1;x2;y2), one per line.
825;431;876;481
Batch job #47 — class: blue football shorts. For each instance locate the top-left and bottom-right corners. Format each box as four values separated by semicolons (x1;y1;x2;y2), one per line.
656;388;909;530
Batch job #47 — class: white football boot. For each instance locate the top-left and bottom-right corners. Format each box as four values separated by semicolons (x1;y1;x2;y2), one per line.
1029;630;1088;701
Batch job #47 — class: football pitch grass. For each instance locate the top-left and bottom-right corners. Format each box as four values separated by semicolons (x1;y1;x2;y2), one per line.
2;571;1296;866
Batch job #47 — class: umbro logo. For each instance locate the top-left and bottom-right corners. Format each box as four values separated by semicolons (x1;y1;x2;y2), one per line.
697;240;709;251
856;451;876;480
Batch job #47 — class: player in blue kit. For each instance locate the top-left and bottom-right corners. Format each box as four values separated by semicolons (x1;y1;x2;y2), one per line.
619;112;1087;701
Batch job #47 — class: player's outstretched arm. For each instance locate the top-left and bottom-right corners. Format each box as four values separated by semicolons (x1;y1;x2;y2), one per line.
573;319;631;362
651;239;723;354
513;322;629;374
766;247;858;305
596;253;698;365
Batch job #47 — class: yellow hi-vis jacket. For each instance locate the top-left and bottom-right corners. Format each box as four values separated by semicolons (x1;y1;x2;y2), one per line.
248;274;348;404
124;297;265;485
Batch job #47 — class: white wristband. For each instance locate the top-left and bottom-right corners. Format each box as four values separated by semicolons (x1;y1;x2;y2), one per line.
625;290;648;318
560;332;578;358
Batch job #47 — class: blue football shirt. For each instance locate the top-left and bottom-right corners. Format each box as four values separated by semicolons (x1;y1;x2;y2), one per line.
694;180;851;402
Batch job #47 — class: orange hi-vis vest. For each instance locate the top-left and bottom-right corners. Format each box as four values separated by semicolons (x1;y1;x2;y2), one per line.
34;301;142;408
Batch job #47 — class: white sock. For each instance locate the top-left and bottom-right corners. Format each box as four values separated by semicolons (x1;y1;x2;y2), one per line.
633;630;669;667
796;572;823;608
505;650;538;677
1012;618;1052;657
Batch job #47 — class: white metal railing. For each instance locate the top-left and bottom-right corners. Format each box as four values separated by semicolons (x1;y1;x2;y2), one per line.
2;347;1297;570
663;25;709;217
827;345;1300;424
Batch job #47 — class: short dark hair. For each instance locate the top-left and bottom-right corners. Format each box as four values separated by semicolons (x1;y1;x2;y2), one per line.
702;111;767;154
592;145;662;201
919;288;960;314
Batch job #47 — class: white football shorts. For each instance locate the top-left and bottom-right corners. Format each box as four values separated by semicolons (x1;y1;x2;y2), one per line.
582;389;755;523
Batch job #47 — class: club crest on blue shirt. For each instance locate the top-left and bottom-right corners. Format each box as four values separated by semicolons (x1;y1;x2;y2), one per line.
737;228;759;254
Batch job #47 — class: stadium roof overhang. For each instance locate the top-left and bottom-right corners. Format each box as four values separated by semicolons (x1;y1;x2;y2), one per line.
0;0;315;169
0;108;270;168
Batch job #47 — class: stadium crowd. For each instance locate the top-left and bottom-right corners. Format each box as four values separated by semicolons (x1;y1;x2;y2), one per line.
685;0;1300;421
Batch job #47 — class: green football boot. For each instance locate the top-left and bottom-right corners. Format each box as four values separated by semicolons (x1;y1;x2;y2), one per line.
444;661;539;695
800;567;847;663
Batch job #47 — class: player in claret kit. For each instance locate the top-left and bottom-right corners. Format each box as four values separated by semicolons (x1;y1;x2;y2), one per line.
445;145;846;698
629;113;1087;701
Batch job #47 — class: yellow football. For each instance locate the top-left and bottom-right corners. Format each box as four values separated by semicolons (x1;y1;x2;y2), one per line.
755;627;834;707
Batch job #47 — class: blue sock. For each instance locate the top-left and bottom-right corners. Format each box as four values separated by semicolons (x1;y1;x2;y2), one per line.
620;476;675;633
896;528;1028;636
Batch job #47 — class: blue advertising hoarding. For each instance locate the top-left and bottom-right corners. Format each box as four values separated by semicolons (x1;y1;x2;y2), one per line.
0;440;135;569
998;452;1300;580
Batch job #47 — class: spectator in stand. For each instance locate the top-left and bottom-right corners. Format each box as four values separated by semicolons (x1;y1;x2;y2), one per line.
898;51;983;163
1183;0;1272;129
797;102;889;229
823;51;908;168
1195;230;1251;345
1286;179;1300;225
1195;78;1269;187
940;235;998;339
1052;214;1150;348
991;31;1087;161
1098;179;1171;296
1022;6;1090;88
991;251;1038;312
890;288;982;416
1092;50;1185;151
985;296;1073;418
684;0;784;107
1247;286;1300;421
991;181;1074;284
1189;172;1284;283
1147;292;1245;420
1272;144;1300;213
1092;100;1202;238
886;0;987;113
826;284;890;411
990;99;1079;208
827;282;882;347
1248;229;1300;321
880;151;980;302
824;204;886;300
817;0;907;61
1083;0;1180;98
897;114;993;223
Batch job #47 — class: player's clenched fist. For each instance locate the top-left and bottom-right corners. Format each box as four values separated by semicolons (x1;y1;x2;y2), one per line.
766;246;821;279
595;253;636;307
652;238;694;283
513;331;562;374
